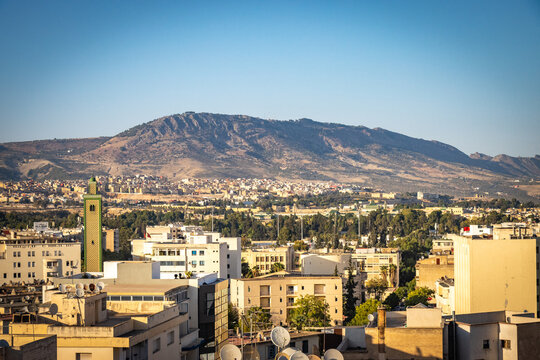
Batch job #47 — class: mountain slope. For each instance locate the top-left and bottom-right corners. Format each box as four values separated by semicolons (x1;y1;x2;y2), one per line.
1;112;538;197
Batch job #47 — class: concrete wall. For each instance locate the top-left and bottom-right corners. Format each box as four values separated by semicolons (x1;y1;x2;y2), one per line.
359;327;443;359
406;307;443;328
455;236;538;315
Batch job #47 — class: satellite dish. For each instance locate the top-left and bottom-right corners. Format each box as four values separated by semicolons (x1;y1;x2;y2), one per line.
28;304;38;313
24;295;30;301
219;344;242;360
59;284;66;293
276;348;298;360
308;355;321;360
75;283;84;290
271;326;291;348
76;288;85;298
49;303;58;316
367;314;375;322
323;349;344;360
89;283;95;292
291;352;309;360
21;306;29;313
97;282;105;291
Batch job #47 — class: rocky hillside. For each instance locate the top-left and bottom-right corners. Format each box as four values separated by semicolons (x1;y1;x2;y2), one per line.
1;112;539;197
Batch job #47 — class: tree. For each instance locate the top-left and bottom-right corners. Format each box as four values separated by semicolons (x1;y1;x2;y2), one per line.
228;304;239;330
289;295;330;330
184;271;193;279
383;292;400;309
394;286;408;301
241;261;252;278
343;259;358;323
242;306;273;332
270;262;285;273
251;265;261;278
404;287;434;307
349;299;380;326
380;265;388;285
365;277;388;300
388;264;397;287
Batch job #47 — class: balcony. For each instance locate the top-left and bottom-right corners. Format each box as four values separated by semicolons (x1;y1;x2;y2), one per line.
286;286;297;295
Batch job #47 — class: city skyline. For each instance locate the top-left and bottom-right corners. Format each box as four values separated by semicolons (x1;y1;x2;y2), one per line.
1;1;540;157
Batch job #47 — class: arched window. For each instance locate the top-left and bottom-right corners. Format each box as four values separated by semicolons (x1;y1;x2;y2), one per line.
89;204;95;211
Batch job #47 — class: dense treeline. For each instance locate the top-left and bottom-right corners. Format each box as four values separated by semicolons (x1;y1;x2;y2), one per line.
0;210;79;229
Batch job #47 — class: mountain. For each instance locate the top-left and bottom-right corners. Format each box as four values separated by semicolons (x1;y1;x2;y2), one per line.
1;112;539;198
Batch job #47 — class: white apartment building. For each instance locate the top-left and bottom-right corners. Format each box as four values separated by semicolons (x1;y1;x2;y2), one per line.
132;225;241;279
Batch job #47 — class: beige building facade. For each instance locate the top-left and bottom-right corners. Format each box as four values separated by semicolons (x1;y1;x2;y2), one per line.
415;254;454;290
230;272;343;326
0;236;81;282
351;248;400;287
9;288;194;360
454;235;540;317
241;246;295;274
103;229;119;252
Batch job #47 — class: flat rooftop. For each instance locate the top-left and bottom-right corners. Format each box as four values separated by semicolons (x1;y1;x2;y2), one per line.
104;283;188;295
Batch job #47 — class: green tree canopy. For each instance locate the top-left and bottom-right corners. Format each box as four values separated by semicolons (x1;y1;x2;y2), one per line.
349;299;380;326
241;306;273;332
404;287;434;307
289;295;331;330
365;277;388;300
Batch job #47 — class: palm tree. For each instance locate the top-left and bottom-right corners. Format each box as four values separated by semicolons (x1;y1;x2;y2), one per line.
389;264;397;286
271;262;285;273
251;266;261;278
380;265;388;285
185;271;193;279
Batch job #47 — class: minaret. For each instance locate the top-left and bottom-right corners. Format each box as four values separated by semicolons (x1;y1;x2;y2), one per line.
83;177;102;272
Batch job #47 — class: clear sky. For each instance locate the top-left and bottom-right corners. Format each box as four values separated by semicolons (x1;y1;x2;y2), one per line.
1;1;539;157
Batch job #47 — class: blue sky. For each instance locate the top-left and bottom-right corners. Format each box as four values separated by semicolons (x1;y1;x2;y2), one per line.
1;0;539;157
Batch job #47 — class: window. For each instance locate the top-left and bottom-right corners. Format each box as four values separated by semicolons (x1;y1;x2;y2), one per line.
200;261;205;266
268;345;276;359
89;204;95;211
483;340;490;349
191;250;197;255
302;340;309;353
167;331;175;345
501;340;511;349
227;254;230;259
76;354;92;360
199;250;205;256
153;337;161;353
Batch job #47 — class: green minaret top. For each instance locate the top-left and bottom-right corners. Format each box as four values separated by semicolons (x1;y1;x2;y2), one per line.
88;177;98;195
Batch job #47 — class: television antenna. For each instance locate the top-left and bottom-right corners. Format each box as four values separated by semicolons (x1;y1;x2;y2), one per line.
220;344;242;360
